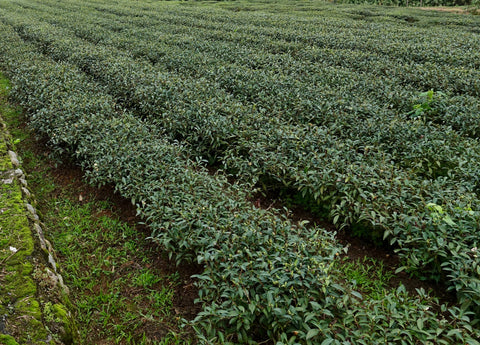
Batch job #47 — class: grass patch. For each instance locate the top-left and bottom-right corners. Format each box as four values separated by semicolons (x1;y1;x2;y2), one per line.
41;193;190;344
338;257;395;300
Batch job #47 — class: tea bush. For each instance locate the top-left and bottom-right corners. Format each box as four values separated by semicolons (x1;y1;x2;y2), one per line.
0;21;342;343
0;0;480;342
1;0;480;314
335;0;475;6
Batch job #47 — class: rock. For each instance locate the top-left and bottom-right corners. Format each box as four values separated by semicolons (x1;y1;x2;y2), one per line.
21;187;31;198
25;203;39;220
48;253;57;273
8;150;19;167
34;223;47;251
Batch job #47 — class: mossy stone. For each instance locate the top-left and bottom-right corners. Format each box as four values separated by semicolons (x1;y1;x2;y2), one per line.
53;303;76;344
0;334;20;345
0;141;12;170
1;72;77;345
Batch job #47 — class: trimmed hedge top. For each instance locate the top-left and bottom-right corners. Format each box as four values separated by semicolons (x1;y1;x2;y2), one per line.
0;0;479;343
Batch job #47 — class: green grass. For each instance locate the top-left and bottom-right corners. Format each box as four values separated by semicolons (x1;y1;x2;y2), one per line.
42;199;188;344
1;72;184;344
338;257;395;300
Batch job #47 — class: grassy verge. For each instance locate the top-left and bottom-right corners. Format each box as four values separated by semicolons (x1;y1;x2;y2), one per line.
1;74;77;344
338;257;394;300
44;199;187;345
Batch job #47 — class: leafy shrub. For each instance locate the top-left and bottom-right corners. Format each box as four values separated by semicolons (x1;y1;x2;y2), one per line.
0;1;480;342
0;19;342;344
334;0;477;6
2;0;480;318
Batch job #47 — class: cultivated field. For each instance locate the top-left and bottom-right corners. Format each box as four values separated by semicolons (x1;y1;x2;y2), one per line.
0;0;479;343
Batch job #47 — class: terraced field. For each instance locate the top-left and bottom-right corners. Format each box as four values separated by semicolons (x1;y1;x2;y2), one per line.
0;0;479;344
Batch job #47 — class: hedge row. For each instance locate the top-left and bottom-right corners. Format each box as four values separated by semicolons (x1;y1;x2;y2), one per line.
334;0;479;7
2;0;480;340
2;0;480;141
7;0;480;88
0;20;340;344
1;15;480;344
1;3;480;312
2;6;480;182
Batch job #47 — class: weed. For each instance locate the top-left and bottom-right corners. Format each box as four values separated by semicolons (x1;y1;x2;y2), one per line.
409;89;447;121
339;256;395;300
134;269;163;289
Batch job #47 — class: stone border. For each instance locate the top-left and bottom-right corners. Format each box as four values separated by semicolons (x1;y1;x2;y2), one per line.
0;114;77;344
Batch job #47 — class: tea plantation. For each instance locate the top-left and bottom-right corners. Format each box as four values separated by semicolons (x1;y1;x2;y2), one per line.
0;0;479;343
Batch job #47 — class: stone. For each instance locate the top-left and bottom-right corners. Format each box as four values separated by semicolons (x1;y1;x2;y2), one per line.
48;253;57;273
26;203;36;216
8;151;19;167
34;223;47;251
21;187;31;198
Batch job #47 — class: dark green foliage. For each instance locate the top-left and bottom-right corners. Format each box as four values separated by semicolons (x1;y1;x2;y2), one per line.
0;0;479;343
335;0;475;6
0;18;344;344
